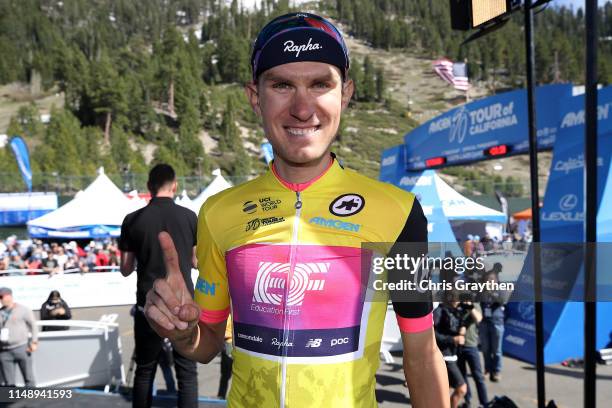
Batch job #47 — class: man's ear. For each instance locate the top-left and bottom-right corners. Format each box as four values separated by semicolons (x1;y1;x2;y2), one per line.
341;79;354;111
245;81;262;117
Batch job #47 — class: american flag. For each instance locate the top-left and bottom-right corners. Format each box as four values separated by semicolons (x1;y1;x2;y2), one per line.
433;58;470;92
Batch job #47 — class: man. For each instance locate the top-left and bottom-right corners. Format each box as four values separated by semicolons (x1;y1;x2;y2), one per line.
434;298;469;408
120;164;198;408
456;301;488;408
0;287;38;386
144;13;448;407
480;270;506;382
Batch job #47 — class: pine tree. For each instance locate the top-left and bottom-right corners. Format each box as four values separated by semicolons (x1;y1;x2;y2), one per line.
233;145;251;183
90;53;129;144
362;56;376;102
219;96;240;152
375;68;386;102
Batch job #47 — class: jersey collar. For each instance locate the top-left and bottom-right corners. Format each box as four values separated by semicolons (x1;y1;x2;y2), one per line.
270;153;340;192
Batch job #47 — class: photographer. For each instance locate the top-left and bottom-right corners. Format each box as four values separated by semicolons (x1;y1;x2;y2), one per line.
434;295;472;408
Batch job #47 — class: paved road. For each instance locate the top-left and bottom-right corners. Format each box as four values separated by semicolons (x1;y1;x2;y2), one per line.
28;305;610;407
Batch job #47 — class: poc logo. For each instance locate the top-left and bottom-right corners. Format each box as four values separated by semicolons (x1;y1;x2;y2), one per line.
305;338;322;348
331;337;349;347
252;262;329;306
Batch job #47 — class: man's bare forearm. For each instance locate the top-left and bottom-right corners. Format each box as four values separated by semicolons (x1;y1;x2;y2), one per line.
173;321;226;364
404;347;448;408
402;329;449;408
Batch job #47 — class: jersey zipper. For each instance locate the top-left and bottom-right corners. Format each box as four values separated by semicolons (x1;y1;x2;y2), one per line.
280;191;302;408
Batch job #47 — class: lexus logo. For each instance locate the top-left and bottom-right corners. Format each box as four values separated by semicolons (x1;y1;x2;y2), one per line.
559;194;578;211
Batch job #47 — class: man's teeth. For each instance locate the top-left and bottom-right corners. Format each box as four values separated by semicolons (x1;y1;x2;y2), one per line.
286;127;318;135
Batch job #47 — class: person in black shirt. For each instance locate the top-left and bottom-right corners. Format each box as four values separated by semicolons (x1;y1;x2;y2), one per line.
119;164;198;408
40;290;72;331
434;298;471;408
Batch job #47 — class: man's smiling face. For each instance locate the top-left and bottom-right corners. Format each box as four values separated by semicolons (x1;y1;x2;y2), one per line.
246;61;353;167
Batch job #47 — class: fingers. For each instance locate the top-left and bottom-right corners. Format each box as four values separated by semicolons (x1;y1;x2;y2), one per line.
159;231;183;283
147;282;188;330
178;302;201;327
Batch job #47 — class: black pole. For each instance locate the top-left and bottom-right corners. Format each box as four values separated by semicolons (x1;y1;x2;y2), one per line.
523;2;546;408
584;0;598;407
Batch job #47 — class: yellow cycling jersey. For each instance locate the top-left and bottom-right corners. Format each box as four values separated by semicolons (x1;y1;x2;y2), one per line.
195;157;432;407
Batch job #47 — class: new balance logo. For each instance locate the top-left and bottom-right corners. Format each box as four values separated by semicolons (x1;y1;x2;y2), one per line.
305;338;322;348
252;262;329;306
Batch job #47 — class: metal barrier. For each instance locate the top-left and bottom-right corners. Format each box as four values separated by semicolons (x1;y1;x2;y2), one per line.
13;320;125;390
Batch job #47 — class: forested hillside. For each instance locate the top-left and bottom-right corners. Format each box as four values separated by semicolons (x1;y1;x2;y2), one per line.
0;0;609;194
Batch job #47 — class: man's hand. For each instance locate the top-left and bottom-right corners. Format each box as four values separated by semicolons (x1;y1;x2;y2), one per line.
27;342;38;353
144;232;201;352
453;335;465;346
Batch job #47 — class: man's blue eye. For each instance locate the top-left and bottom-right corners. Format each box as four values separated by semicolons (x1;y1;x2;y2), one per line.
273;82;290;89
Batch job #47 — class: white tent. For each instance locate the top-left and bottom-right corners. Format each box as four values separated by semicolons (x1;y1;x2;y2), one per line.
27;168;146;239
434;173;506;223
190;169;232;214
175;189;194;210
400;170;506;242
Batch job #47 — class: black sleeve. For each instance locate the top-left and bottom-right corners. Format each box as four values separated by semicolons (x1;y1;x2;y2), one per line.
390;197;433;319
433;307;455;347
191;211;198;246
118;215;133;252
40;304;49;320
61;301;72;320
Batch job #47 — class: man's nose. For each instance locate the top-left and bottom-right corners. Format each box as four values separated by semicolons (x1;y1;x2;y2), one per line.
289;87;315;121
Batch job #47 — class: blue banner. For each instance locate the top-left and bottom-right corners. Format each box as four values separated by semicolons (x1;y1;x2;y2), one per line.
9;136;33;191
503;86;612;364
261;142;274;164
403;84;572;170
541;86;612;242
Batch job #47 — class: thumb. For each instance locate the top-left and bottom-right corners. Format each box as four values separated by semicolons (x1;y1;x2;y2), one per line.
178;302;200;325
159;231;187;294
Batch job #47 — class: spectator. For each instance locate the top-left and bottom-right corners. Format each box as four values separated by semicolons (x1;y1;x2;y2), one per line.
53;246;68;270
472;236;484;258
457;302;488;408
41;256;60;276
434;299;469;408
0;287;38;386
119;163;198;408
463;235;474;257
218;315;233;399
25;253;43;273
0;255;7;273
8;252;26;275
40;290;72;331
480;270;506;382
95;248;109;267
